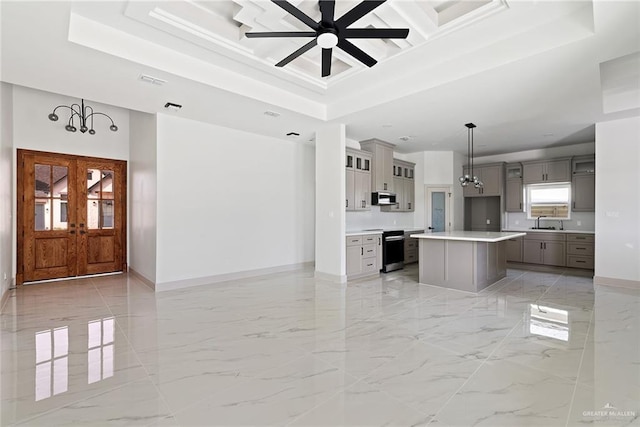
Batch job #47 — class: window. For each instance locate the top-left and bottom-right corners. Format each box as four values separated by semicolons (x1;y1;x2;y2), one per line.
60;201;67;223
526;183;571;219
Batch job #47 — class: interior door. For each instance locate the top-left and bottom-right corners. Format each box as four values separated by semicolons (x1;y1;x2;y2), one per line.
18;150;126;285
425;186;451;232
19;152;78;282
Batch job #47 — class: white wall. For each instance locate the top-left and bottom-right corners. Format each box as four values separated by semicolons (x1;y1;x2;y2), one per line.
155;114;315;285
0;83;14;308
129;111;157;284
595;116;640;286
315;124;346;281
12;85;130;160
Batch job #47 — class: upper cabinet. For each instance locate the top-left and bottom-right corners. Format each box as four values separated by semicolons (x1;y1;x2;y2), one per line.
572;155;595;212
523;159;571;184
346;148;372;211
462;163;504;197
383;159;415;212
505;163;524;212
360;139;395;193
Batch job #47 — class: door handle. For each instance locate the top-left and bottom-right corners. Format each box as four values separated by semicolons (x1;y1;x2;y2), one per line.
428;227;434;230
79;223;85;228
346;199;348;208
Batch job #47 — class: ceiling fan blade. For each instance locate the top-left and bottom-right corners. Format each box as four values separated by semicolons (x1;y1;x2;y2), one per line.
245;32;316;38
272;0;319;30
342;28;409;39
276;39;318;67
319;0;335;25
322;48;332;77
337;39;376;67
335;0;385;29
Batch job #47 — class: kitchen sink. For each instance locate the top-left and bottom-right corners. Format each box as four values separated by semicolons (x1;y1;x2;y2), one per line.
530;226;557;230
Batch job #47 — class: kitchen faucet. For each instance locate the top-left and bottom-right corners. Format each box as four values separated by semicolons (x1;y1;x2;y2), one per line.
559;220;564;230
536;215;547;229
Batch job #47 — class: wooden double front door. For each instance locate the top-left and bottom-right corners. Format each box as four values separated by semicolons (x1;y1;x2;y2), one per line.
17;150;127;285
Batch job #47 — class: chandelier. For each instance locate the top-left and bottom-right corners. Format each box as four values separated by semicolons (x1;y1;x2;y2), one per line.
458;122;483;188
48;98;118;134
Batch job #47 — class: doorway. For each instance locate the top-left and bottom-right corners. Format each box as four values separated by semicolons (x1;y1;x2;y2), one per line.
17;150;127;285
425;186;452;232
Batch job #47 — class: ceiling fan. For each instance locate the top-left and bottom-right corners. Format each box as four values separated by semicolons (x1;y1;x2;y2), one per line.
245;0;409;77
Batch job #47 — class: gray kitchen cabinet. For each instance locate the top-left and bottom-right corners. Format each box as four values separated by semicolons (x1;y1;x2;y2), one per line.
404;178;415;211
346;148;372;211
523;232;566;267
462;163;504;197
382;159;415;212
506;180;524;212
566;233;594;269
506;236;523;262
360;139;395;193
505;163;523;212
404;232;418;264
346;234;381;280
572;155;595;212
523;159;571;184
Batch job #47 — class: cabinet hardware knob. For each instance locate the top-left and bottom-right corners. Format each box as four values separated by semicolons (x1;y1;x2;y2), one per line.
361;248;363;256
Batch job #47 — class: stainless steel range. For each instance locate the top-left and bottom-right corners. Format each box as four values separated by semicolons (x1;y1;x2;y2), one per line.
382;230;404;272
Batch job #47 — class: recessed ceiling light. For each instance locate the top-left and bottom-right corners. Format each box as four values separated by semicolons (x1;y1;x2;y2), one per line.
139;74;166;86
164;102;182;111
543;133;555;137
264;111;280;118
399;136;411;141
382;124;393;128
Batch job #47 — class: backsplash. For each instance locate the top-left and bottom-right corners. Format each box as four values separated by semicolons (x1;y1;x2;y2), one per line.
346;207;422;231
505;211;595;231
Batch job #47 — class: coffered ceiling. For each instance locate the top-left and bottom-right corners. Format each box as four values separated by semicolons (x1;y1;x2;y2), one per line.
1;1;639;155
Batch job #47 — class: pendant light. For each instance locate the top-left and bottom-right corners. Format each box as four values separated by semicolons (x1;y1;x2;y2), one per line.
458;122;483;188
48;98;118;134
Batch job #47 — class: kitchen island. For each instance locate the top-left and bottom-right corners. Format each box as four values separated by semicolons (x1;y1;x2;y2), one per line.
410;231;526;292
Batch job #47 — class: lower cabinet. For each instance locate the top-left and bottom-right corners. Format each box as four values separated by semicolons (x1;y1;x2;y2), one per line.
346;234;382;280
523;233;566;267
566;234;594;269
404;232;419;264
506;236;523;262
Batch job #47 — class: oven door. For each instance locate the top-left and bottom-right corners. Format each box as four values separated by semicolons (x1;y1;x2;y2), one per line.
383;235;404;272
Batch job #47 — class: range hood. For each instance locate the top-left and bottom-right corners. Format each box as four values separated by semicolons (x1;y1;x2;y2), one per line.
372;192;397;206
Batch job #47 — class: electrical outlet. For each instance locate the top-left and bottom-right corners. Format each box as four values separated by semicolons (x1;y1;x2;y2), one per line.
577;221;582;226
486;219;491;225
3;272;6;281
515;220;520;225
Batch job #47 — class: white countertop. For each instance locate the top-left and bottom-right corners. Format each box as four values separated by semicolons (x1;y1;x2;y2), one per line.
411;231;527;242
503;229;595;235
346;227;425;237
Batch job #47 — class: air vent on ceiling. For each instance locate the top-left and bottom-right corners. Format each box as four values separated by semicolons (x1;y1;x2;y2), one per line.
139;74;166;86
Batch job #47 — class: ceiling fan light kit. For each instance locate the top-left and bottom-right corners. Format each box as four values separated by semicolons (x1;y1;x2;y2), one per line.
245;0;409;77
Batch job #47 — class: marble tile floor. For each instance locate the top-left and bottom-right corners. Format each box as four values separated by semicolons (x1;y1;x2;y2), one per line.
1;265;639;426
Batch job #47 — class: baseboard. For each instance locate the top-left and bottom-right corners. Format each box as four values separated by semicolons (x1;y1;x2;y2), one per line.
129;268;156;291
0;284;13;313
155;261;314;292
314;270;347;284
593;275;640;290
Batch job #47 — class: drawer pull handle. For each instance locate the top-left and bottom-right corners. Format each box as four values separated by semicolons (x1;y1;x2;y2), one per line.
576;260;586;263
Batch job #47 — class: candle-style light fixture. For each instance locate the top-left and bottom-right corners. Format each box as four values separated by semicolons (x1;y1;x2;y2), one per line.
47;98;118;134
458;122;483;188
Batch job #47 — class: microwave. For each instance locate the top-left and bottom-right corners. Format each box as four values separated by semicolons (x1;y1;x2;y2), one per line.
371;192;397;206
